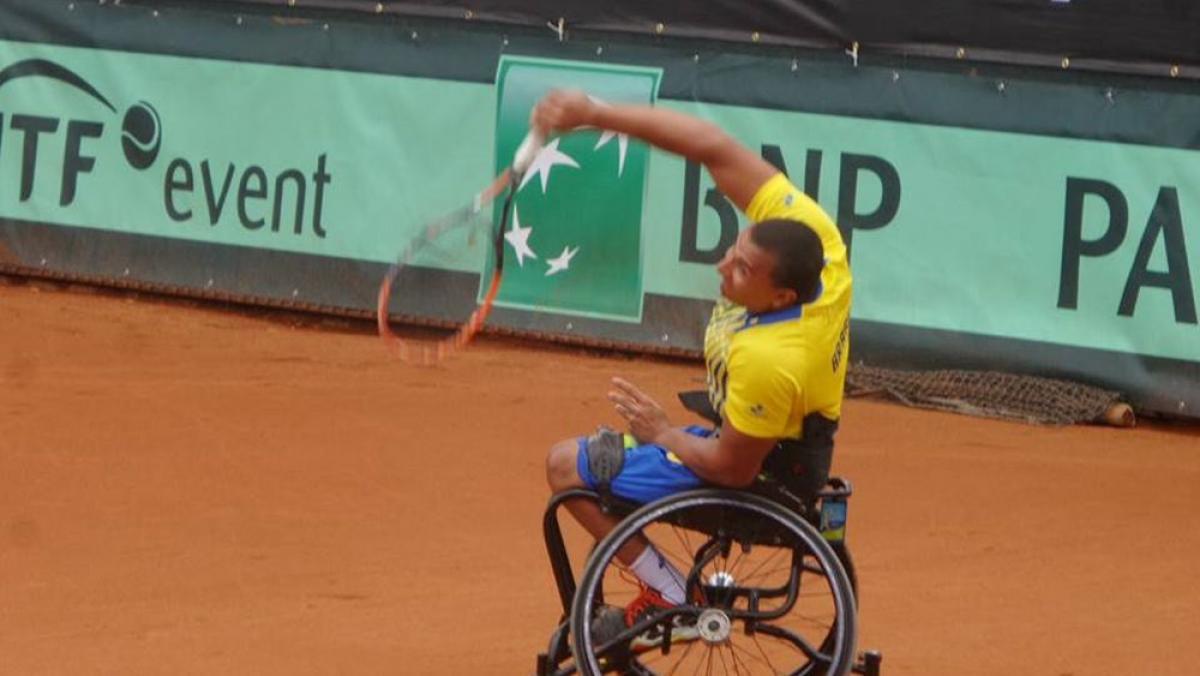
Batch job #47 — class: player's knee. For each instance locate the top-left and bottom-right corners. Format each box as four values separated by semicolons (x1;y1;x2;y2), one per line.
546;438;583;492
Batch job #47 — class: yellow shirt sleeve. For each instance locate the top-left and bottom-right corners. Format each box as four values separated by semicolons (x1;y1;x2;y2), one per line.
724;339;799;439
742;174;852;323
744;173;848;265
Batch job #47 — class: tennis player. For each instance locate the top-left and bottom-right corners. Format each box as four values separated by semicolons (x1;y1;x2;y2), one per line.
537;90;852;647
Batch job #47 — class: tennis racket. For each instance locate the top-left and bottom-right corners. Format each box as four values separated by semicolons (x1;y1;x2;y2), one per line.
375;130;544;364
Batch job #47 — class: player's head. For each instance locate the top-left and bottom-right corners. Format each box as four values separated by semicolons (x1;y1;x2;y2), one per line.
717;219;824;313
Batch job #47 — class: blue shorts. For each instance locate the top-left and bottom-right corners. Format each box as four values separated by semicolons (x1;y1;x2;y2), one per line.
575;426;711;504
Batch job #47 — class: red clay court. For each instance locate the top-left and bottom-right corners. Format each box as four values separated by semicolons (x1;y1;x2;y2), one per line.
2;278;1198;674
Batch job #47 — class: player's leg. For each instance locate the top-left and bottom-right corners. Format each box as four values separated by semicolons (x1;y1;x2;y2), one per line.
545;429;709;606
545;436;644;565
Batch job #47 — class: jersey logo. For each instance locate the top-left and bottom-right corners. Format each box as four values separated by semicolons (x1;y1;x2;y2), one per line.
831;316;850;373
748;403;767;418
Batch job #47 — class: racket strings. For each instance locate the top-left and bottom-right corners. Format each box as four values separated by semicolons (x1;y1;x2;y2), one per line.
376;170;515;365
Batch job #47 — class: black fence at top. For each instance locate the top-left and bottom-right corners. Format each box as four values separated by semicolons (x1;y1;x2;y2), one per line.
133;0;1200;75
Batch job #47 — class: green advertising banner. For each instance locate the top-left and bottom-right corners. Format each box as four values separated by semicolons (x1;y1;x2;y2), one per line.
489;57;660;321
659;100;1200;366
0;40;495;270
0;5;1197;415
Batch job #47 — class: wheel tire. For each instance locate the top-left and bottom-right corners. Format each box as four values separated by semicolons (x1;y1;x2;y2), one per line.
570;489;857;676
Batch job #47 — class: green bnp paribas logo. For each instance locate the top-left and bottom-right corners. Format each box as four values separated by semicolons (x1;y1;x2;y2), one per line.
489;56;661;322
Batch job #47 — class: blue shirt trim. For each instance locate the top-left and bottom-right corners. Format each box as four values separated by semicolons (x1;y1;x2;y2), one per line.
739;278;825;331
741;304;803;330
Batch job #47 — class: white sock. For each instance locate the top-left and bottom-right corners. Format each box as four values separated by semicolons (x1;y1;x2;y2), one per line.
630;546;687;605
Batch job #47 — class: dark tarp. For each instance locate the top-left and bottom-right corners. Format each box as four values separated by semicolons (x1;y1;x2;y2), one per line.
136;1;1200;69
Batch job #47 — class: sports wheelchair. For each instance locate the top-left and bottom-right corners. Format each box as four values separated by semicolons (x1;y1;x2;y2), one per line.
536;393;882;676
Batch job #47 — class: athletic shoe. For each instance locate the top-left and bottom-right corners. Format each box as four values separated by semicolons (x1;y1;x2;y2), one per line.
624;584;699;652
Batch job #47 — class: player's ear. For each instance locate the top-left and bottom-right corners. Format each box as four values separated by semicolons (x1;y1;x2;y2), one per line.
772;287;798;310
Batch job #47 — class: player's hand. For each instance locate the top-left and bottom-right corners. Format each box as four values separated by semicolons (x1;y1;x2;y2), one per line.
608;377;671;445
531;89;597;135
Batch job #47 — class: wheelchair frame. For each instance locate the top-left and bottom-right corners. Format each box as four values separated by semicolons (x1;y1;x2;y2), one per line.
536;480;883;676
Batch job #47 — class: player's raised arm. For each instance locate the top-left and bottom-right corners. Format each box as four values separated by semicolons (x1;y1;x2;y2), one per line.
531;89;776;211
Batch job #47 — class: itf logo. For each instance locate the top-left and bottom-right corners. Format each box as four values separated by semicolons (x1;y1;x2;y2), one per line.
488;56;661;322
0;59;162;206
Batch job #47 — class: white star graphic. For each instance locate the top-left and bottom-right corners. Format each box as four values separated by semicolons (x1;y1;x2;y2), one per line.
545;245;579;276
518;138;580;193
503;208;537;267
594;130;629;177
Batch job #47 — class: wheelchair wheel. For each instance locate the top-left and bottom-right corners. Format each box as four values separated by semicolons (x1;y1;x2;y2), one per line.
570;489;857;676
830;540;857;599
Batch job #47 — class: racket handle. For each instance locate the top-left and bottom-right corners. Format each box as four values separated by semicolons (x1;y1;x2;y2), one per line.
512;128;545;177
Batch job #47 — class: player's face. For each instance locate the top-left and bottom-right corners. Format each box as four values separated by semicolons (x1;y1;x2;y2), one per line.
717;227;794;312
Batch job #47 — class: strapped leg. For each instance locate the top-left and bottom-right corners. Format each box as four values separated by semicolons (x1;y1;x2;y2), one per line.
584;425;626;496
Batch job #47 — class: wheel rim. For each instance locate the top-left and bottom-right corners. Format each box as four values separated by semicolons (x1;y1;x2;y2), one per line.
571;490;857;676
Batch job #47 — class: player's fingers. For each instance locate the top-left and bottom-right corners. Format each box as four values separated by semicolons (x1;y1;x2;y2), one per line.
611;377;645;400
529;98;554;132
535;89;594;134
619;380;658;408
530;112;550;137
607;390;634;411
532;92;568;133
612;402;635;420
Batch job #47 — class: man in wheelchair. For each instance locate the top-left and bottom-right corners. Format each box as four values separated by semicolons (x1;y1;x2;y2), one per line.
536;91;854;657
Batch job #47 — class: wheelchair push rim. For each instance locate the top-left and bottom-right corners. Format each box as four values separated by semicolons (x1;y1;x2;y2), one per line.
569;489;858;676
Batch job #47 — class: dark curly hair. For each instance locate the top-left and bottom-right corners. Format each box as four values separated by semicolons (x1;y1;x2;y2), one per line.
749;219;825;304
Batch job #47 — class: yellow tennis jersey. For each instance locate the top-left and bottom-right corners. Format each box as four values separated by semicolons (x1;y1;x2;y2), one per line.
703;173;852;440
